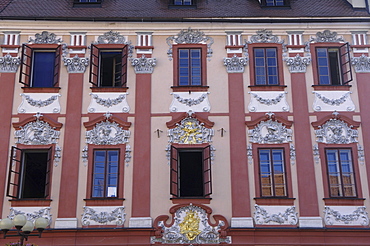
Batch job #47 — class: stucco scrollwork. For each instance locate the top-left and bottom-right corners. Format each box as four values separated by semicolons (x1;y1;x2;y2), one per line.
125;144;132;165
174;93;207;107
223;54;248;73
29;31;62;44
96;30;125;44
82;145;88;165
54;145;62;167
63;55;89;73
248;119;292;144
94;30;133;57
248;91;289;112
14;114;60;145
9;207;52;226
314;118;358;144
250;92;286;106
352;54;370;73
91;93;126;108
82;206;126;226
254;205;298;225
247;29;284;44
166;27;214;60
131;54;157;74
168;117;214;144
152;204;231;244
313;144;320;164
313;91;350;106
22;94;60;108
284;54;311;73
324;206;369;226
85;120;130;145
0;53;20;73
358;144;365;165
247;144;253;165
309;30;345;43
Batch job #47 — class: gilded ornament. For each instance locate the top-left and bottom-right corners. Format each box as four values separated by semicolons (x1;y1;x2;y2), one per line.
179;211;201;241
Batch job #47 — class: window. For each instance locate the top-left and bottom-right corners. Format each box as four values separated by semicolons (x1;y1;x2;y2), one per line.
315;45;352;85
92;150;119;198
170;146;212;198
73;0;101;6
260;0;290;6
173;45;207;88
325;149;356;197
7;147;52;199
19;44;61;88
179;48;201;86
258;148;287;197
90;44;128;88
174;0;192;5
254;48;279;85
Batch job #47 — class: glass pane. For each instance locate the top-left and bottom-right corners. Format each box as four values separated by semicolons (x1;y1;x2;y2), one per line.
32;52;55;88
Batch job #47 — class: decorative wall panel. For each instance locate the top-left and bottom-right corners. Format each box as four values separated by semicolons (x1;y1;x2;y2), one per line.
312;91;355;112
152;204;231;244
254;205;298;225
81;206;126;226
88;93;130;113
18;93;61;114
169;92;211;113
248;91;289;112
8;207;52;226
324;206;369;226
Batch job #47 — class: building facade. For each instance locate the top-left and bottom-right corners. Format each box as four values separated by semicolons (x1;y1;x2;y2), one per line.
0;0;370;245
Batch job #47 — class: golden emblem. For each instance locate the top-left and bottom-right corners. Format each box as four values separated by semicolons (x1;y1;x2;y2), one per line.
180;121;201;144
179;210;201;241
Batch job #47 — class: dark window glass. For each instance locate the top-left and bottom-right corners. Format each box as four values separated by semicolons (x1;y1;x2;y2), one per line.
317;48;342;85
174;0;192;5
259;149;286;197
254;48;278;85
92;150;119;198
32;52;55;88
266;0;285;5
178;48;202;86
326;149;356;197
21;151;49;198
170;146;212;198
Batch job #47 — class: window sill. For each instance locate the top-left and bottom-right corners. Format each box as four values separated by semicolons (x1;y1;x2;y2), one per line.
168;4;197;9
22;87;61;93
9;199;52;207
254;197;295;206
90;87;128;93
171;86;209;92
84;198;125;206
171;197;211;204
323;198;365;206
312;85;351;91
249;85;287;91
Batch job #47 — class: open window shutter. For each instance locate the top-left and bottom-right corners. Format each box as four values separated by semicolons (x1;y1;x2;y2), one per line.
340;43;353;85
7;146;23;198
19;44;33;87
203;145;212;196
120;45;128;87
89;44;100;87
44;146;53;198
53;45;61;87
170;145;179;197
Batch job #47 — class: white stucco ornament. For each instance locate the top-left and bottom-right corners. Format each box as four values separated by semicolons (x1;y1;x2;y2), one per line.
312;91;355;112
248;91;289;112
18;93;61;113
324;206;369;226
88;93;130;113
169;92;211;112
254;205;298;225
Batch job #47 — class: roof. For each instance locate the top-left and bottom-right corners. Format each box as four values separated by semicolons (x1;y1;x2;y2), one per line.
0;0;369;22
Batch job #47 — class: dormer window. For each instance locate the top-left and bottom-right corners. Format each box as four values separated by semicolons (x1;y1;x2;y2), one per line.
73;0;101;7
260;0;290;7
174;0;192;5
169;0;196;8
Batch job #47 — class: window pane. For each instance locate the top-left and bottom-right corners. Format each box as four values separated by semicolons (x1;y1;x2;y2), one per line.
93;150;119;198
32;52;55;88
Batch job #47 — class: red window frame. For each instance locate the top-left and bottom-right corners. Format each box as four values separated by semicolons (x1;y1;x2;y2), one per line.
172;44;208;91
248;43;285;91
